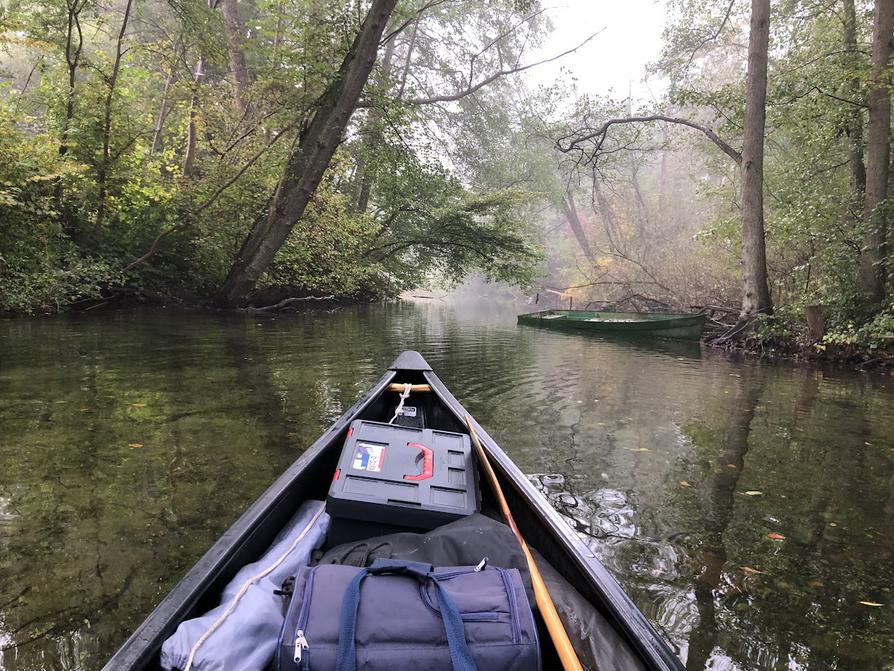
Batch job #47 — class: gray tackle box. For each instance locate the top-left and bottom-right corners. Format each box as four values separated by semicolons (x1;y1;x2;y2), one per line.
326;419;479;545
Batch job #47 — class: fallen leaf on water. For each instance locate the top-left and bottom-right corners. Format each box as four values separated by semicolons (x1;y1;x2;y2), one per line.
740;566;765;575
130;403;146;408
128;443;143;449
859;601;884;607
744;490;763;496
680;480;691;487
767;532;786;541
726;463;737;469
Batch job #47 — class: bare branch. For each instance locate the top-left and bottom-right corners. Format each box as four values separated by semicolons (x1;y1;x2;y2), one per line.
381;0;449;44
683;0;736;72
558;114;742;164
406;30;603;105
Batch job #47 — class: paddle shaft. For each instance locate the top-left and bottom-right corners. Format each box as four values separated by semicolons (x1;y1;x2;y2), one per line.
464;415;585;671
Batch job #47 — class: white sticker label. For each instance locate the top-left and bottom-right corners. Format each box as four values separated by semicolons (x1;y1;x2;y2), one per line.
402;406;417;417
353;442;385;472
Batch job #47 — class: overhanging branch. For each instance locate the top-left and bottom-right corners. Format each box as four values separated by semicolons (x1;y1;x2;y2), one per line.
558;114;742;164
406;29;603;105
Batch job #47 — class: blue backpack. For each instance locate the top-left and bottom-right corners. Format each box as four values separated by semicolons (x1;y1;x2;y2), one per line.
276;558;540;671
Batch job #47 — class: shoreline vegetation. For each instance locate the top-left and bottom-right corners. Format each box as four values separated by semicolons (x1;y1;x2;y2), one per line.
9;285;889;373
1;0;892;362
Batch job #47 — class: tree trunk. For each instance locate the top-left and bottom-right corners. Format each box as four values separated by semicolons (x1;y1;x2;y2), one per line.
560;192;597;264
220;0;251;115
396;18;419;100
843;0;867;200
95;0;134;228
351;34;396;213
738;0;773;319
55;0;85;236
150;63;178;156
182;56;204;177
860;0;894;305
216;0;399;307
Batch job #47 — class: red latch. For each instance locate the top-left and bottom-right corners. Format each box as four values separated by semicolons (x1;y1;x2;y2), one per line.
404;442;433;481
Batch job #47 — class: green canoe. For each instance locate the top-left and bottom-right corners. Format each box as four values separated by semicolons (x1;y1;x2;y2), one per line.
517;309;707;340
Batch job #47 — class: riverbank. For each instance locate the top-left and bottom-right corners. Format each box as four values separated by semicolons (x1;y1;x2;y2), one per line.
704;334;892;373
699;310;893;373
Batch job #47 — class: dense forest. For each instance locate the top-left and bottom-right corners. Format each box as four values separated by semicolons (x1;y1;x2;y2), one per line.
0;0;892;347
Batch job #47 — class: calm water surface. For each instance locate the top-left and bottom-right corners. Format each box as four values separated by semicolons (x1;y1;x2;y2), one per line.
0;302;892;670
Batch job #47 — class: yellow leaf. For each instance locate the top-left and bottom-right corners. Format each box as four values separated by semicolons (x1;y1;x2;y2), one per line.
740;566;765;575
130;403;147;408
859;601;884;607
128;443;143;448
744;490;763;496
680;480;691;487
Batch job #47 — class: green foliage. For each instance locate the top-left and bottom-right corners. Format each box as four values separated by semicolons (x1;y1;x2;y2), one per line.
0;0;556;313
824;302;894;349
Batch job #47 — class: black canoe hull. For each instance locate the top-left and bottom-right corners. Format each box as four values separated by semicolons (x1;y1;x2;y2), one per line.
102;351;683;671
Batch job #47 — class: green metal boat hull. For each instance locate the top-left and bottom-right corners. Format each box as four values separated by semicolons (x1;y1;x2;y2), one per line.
517;310;707;340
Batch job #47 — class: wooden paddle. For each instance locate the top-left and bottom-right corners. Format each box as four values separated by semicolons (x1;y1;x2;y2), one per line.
464;414;585;671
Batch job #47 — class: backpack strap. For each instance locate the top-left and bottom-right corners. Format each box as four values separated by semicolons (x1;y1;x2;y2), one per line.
335;560;478;671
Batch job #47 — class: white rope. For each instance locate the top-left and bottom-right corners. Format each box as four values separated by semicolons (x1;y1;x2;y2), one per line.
183;501;327;671
388;383;412;424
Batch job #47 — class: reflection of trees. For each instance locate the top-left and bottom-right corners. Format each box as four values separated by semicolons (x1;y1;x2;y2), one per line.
685;368;766;670
0;311;334;670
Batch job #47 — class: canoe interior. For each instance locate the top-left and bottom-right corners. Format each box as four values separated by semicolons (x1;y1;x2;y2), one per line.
103;352;683;671
518;310;707;340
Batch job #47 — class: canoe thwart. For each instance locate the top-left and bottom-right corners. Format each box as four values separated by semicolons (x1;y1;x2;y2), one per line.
386;383;432;392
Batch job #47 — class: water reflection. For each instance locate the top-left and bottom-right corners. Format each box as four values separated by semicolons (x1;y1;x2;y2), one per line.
0;302;892;670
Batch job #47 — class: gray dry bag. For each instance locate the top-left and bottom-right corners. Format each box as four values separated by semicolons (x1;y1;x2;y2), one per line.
161;500;330;671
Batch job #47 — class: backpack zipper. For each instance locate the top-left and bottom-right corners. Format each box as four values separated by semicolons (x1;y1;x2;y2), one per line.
293;630;309;668
287;566;317;670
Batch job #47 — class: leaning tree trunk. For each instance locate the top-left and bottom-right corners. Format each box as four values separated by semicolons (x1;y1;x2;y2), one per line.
860;0;894;306
738;0;773;320
216;0;398;307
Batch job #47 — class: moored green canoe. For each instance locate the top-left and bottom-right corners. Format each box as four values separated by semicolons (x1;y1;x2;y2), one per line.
517;310;707;340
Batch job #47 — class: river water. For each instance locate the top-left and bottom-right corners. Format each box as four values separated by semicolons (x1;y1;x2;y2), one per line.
0;302;892;670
